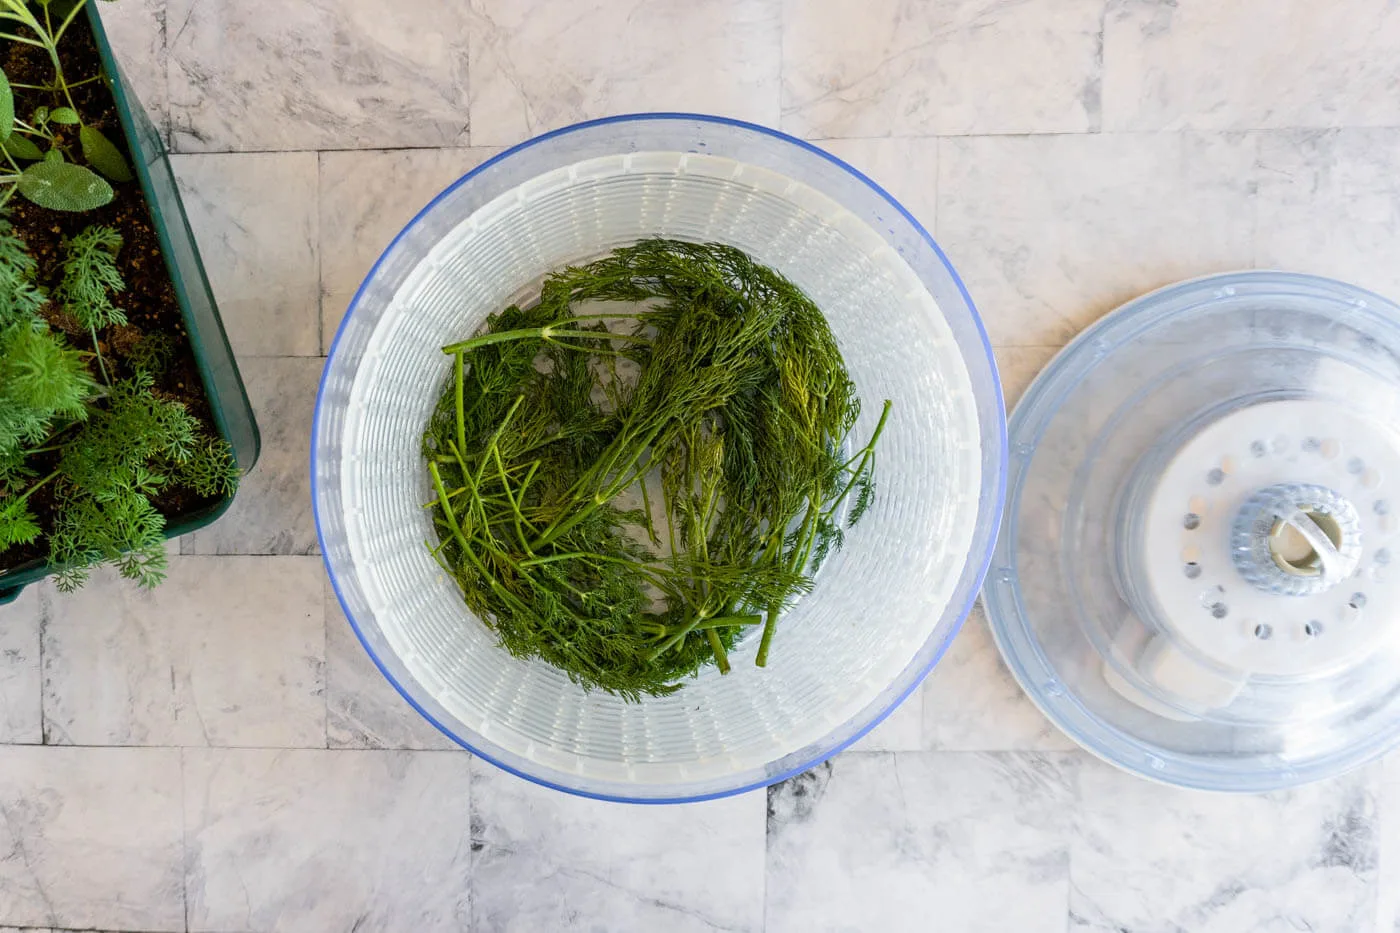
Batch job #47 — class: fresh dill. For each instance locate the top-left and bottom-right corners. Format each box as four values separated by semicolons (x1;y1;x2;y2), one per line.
423;239;890;700
0;221;238;591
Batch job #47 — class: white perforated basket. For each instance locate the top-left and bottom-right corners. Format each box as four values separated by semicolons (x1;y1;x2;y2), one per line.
313;115;1006;801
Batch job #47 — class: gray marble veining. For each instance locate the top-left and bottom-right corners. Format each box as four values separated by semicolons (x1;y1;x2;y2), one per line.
782;0;1105;139
0;747;184;932
324;583;458;751
3;0;1400;929
173;153;321;358
467;0;781;147
936;131;1258;347
166;0;472;151
0;587;41;745
41;557;325;748
1102;0;1400;132
182;358;322;556
471;762;766;932
183;748;472;931
767;752;1080;933
318;147;498;349
1070;760;1380;931
1255;128;1400;304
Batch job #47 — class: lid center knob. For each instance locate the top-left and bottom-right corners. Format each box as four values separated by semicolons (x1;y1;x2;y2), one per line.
1232;484;1362;596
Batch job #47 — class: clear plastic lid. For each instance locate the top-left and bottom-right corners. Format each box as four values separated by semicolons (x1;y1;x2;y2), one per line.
984;271;1400;790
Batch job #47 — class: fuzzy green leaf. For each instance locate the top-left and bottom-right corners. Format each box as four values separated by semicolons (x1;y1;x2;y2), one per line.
3;135;43;162
32;106;47;125
79;126;133;182
17;160;113;212
0;69;13;143
44;148;62;164
48;107;80;126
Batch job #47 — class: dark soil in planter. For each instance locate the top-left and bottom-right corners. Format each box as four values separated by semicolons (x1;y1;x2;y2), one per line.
0;15;222;575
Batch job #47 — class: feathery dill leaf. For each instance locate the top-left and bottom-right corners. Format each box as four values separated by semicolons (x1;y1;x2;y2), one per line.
55;224;127;331
0;223;241;591
424;239;890;699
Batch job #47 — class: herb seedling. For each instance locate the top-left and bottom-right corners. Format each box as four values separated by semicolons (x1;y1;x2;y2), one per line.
424;239;889;699
0;222;238;590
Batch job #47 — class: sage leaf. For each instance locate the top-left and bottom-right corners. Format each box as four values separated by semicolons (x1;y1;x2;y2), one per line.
48;107;80;126
44;148;62;164
79;126;133;182
2;134;42;161
17;160;114;211
0;69;12;142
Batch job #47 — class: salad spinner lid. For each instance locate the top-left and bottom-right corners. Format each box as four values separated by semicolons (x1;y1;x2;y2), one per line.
984;271;1400;790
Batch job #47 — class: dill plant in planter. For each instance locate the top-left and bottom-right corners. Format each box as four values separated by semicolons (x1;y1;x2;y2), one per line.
0;0;258;602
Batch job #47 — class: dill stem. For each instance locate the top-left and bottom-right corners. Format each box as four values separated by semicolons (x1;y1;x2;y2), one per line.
706;629;730;674
10;470;58;505
528;421;664;551
454;351;466;458
428;461;469;553
491;445;535;550
470;394;524;492
756;603;780;668
441;326;649;355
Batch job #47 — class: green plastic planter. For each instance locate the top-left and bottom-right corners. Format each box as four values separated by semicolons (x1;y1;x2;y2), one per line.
0;7;260;606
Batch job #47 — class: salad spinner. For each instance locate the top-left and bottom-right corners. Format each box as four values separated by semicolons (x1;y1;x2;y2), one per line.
313;114;1006;802
985;272;1400;791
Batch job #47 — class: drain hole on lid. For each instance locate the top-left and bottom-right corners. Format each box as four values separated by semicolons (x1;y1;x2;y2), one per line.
1350;592;1367;609
1376;500;1390;516
1250;440;1267;458
1254;623;1273;640
1303;437;1321;452
1377;549;1391;566
1211;603;1228;619
1349;457;1366;475
1304;620;1324;637
1184;561;1202;579
1184;513;1201;530
1207;468;1225;486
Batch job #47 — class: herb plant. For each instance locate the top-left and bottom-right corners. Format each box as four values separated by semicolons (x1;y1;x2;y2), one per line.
0;0;131;212
0;221;237;589
424;239;889;699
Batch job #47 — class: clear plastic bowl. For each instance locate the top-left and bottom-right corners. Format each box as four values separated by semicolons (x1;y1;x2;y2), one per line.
313;114;1005;802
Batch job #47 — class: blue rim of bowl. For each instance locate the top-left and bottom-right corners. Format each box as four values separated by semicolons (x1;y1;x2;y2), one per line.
311;112;1007;803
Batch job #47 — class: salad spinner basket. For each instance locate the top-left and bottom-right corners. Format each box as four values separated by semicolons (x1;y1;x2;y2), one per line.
313;115;1005;802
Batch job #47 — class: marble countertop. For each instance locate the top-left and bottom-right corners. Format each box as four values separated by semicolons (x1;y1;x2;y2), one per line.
2;0;1399;930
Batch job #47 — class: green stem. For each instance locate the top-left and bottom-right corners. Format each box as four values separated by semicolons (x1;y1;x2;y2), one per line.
0;32;45;47
453;350;466;458
442;325;650;356
52;0;88;46
756;603;780;667
428;461;469;553
10;470;59;506
89;326;108;385
706;629;730;674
